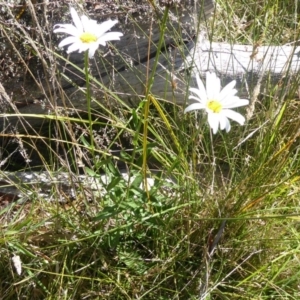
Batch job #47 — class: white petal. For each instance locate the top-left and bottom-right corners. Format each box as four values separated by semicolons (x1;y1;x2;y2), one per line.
189;95;202;102
77;42;90;52
66;42;82;54
223;109;246;125
96;20;118;37
58;36;78;48
81;15;91;33
98;32;123;45
53;24;79;37
195;74;207;99
206;72;220;100
207;113;220;134
223;98;249;109
97;40;106;47
88;21;100;35
70;7;83;33
224;117;231;132
189;87;206;103
88;44;99;58
184;103;205;113
219;113;227;130
218;113;231;132
221;93;238;106
219;80;237;101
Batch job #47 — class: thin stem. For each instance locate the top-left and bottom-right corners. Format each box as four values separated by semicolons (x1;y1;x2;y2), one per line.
142;6;170;199
84;50;94;156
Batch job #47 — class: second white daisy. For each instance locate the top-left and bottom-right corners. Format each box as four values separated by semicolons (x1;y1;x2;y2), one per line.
184;72;249;134
53;7;123;58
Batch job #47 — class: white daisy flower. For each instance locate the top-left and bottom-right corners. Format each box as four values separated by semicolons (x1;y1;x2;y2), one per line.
184;72;249;134
53;7;123;58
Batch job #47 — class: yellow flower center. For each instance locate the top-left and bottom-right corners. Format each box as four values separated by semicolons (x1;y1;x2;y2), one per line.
207;100;222;113
80;32;97;43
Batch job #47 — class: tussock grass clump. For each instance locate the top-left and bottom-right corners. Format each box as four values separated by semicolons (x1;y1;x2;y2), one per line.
1;0;300;299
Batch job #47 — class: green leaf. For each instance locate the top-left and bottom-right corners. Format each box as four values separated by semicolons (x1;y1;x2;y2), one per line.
92;206;121;221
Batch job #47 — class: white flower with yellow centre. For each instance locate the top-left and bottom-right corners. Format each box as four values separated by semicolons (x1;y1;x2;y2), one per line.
184;72;249;134
53;7;123;58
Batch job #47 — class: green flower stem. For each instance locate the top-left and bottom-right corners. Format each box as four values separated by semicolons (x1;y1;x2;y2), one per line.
84;50;94;156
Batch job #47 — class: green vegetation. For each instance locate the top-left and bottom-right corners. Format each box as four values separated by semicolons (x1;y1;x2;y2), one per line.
1;0;300;299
